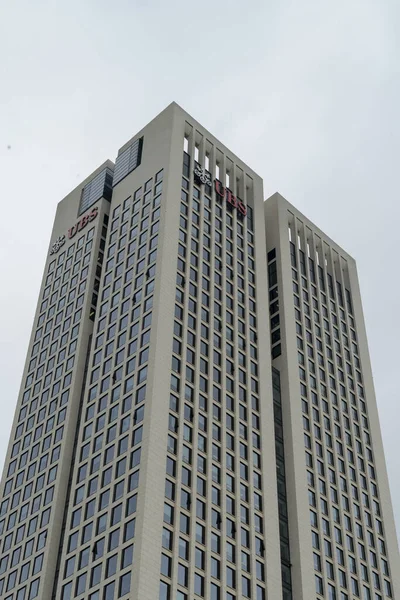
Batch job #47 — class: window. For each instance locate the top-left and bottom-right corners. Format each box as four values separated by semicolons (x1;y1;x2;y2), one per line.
104;581;115;600
62;582;72;600
90;564;102;587
159;581;170;600
161;554;171;577
75;573;87;595
242;576;251;598
315;575;324;595
119;573;131;597
124;519;136;541
226;566;235;588
194;574;204;595
106;554;118;578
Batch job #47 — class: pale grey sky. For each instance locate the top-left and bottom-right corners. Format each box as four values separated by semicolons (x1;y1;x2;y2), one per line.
1;0;399;540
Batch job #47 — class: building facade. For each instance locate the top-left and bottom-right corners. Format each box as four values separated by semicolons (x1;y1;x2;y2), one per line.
0;103;398;600
264;194;400;600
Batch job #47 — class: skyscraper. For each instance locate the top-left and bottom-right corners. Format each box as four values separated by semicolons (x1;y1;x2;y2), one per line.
0;102;398;600
264;194;400;599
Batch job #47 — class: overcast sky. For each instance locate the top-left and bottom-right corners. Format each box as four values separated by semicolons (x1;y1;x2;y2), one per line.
1;0;399;541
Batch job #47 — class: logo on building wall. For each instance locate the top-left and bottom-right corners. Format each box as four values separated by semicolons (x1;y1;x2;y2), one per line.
68;206;98;239
214;180;247;216
50;235;66;255
194;166;212;187
49;206;99;256
193;165;247;217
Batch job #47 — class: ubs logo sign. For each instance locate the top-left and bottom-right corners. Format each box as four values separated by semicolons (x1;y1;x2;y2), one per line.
194;166;212;187
68;206;98;239
193;166;247;217
49;206;98;255
214;180;247;216
50;235;66;255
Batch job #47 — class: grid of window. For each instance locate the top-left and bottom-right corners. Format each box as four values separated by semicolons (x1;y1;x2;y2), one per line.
288;225;393;600
113;137;144;187
0;219;104;600
159;143;266;600
79;167;113;216
267;248;281;359
272;369;293;600
267;250;292;598
54;168;163;600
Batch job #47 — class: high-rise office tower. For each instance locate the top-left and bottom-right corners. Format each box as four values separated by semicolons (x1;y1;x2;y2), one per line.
264;195;400;600
0;103;398;600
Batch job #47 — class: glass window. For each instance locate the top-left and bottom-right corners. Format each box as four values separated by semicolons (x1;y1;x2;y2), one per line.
119;573;131;597
104;581;115;600
159;581;170;600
